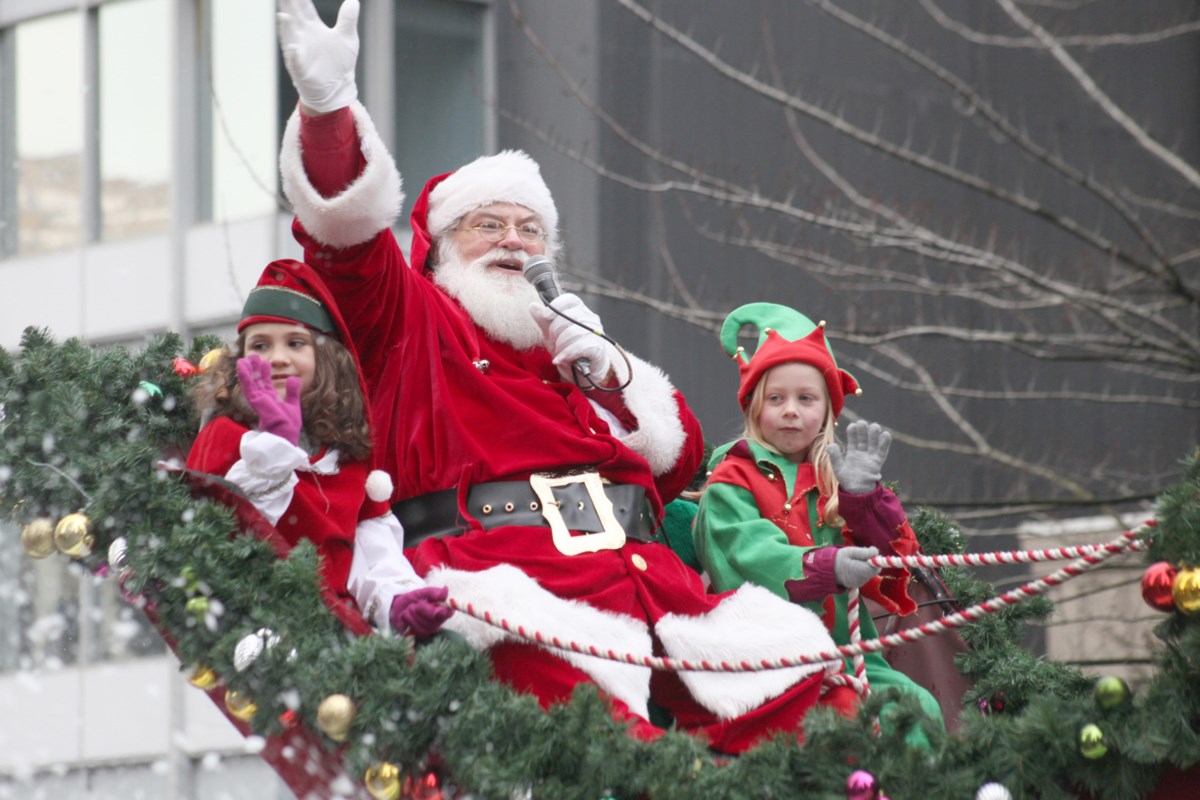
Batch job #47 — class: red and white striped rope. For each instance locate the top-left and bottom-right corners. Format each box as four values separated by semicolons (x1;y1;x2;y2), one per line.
868;536;1149;570
443;522;1153;675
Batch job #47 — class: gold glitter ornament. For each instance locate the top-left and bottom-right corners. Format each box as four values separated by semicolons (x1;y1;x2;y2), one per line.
1171;566;1200;615
316;693;357;742
21;518;57;559
363;762;402;800
187;665;219;690
225;689;257;721
54;513;94;558
198;348;225;373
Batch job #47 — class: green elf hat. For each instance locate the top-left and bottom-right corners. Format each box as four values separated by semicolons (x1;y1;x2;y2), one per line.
720;302;860;416
238;259;338;337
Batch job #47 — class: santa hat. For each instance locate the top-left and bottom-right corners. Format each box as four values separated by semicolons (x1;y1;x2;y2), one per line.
424;149;559;241
238;260;339;336
720;302;860;417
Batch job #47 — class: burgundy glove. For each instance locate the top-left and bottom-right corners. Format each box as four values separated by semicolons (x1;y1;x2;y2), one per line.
389;586;452;639
237;355;302;445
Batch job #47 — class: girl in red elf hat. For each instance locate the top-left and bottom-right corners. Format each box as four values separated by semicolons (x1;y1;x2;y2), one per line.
693;302;944;733
187;259;451;639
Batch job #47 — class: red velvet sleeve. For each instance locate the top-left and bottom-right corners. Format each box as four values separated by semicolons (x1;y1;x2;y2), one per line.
299;107;367;198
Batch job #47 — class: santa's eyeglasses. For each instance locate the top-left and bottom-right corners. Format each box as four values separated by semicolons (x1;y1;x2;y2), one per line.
460;221;547;244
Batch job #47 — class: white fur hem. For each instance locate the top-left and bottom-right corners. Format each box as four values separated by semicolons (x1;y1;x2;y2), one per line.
656;584;839;720
617;351;688;476
424;565;653;720
280;101;404;249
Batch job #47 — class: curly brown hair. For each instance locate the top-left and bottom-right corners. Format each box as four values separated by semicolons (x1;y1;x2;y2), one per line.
192;332;373;462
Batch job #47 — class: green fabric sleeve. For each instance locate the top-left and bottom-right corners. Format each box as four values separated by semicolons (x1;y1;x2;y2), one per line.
693;480;822;599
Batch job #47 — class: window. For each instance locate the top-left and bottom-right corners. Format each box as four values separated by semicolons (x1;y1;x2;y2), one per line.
12;12;85;256
394;0;488;222
201;0;279;223
98;0;171;241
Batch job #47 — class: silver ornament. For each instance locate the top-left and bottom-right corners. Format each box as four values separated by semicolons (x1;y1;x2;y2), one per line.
975;783;1012;800
108;537;128;570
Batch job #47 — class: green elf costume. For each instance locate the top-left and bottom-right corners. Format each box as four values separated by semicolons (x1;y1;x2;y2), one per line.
693;303;943;729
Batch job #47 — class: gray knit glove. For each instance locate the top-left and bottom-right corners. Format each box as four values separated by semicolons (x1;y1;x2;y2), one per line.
829;420;891;494
833;546;881;590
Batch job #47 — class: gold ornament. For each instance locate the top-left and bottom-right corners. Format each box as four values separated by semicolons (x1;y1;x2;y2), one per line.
364;762;402;800
54;513;94;558
316;693;357;742
21;518;58;559
187;665;218;690
1172;567;1200;616
198;348;225;373
225;689;257;721
1079;723;1107;759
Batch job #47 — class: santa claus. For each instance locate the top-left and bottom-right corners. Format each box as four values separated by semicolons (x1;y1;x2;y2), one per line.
275;0;858;753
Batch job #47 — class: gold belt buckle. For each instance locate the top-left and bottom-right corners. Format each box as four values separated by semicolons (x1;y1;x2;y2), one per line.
528;472;627;555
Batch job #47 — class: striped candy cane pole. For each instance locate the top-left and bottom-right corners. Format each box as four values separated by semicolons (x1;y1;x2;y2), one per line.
846;587;868;696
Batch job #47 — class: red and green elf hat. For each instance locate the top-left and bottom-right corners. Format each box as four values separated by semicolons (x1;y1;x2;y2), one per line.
238;259;339;337
720;302;860;416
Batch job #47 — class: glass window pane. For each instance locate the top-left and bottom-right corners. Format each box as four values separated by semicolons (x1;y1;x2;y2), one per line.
395;0;487;222
99;0;170;241
15;12;84;256
208;0;277;222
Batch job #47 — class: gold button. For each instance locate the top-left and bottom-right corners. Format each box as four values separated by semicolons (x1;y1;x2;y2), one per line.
481;504;493;514
631;554;648;571
783;502;792;512
766;473;775;480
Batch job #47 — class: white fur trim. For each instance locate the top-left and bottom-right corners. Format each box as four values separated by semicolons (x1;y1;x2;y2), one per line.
424;564;652;720
426;150;559;240
280;102;404;248
656;584;839;720
616;351;688;476
365;470;393;502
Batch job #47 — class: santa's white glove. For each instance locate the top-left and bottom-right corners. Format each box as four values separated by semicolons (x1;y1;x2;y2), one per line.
277;0;360;113
529;294;616;386
829;420;891;494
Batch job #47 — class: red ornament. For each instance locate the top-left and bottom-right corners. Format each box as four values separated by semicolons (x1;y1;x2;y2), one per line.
173;357;199;378
278;709;299;729
404;770;444;800
1142;562;1178;612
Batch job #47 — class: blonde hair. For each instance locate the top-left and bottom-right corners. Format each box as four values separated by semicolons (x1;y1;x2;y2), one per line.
741;368;845;527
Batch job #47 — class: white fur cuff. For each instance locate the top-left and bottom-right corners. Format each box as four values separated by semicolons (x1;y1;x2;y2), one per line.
280;101;404;249
424;564;653;720
656;584;838;720
617;351;688;476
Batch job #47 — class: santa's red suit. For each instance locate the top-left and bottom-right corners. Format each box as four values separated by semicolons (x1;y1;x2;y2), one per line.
279;103;857;752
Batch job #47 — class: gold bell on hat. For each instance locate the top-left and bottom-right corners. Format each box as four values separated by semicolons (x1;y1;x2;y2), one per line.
54;513;94;558
21;518;58;559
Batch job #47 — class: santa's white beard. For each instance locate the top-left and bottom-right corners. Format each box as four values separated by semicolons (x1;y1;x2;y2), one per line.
432;247;546;350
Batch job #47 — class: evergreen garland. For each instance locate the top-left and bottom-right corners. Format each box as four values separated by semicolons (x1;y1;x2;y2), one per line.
2;329;1198;799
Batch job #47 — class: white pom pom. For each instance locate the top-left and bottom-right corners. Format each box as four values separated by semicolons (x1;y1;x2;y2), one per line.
365;470;393;503
975;783;1012;800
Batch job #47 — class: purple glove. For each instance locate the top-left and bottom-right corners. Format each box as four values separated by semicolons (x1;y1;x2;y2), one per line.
389;586;452;639
237;355;302;445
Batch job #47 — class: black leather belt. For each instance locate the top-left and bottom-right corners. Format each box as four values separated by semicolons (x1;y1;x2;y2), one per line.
393;474;654;550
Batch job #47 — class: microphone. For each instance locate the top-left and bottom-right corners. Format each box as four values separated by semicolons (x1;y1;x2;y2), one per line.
523;255;590;377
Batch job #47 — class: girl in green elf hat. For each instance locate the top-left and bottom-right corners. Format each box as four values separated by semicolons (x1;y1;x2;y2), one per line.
693;302;943;733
